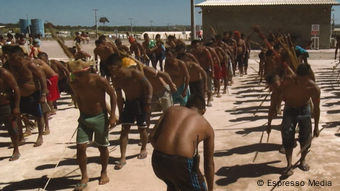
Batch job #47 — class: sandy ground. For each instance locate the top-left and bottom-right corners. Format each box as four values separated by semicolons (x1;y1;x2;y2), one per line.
0;40;340;191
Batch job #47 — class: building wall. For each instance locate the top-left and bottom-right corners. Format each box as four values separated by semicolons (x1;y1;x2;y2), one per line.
200;5;333;49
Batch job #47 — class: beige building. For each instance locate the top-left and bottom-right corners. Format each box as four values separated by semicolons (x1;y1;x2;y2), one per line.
196;0;339;49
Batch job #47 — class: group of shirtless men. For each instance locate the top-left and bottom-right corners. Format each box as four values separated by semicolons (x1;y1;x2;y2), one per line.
0;28;321;191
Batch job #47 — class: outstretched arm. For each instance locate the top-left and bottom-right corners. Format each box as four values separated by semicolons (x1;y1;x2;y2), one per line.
1;69;21;117
98;76;117;128
28;62;47;103
204;127;215;191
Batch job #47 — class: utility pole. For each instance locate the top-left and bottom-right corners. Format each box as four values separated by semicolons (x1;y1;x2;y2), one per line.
129;18;134;34
93;9;98;38
149;20;153;31
26;14;31;35
190;0;196;41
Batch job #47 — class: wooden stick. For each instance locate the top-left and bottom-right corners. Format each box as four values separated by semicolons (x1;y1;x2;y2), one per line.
39;126;78;191
296;126;326;156
253;122;268;163
253;93;270;116
270;150;311;191
253;131;264;162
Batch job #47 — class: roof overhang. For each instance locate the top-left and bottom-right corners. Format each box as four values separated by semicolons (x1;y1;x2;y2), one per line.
196;0;340;7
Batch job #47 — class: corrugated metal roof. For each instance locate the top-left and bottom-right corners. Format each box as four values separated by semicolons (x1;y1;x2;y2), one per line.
196;0;340;7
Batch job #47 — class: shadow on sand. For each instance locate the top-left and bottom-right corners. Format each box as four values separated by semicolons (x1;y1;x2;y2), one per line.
215;160;283;186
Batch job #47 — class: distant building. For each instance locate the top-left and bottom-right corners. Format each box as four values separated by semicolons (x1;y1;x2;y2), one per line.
196;0;339;49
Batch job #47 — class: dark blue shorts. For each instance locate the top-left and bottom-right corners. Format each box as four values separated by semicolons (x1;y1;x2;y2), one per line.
281;104;312;149
152;150;207;191
20;91;42;117
119;99;147;127
0;104;19;136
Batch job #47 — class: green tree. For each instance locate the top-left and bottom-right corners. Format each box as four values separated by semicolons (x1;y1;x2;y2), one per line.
99;17;109;27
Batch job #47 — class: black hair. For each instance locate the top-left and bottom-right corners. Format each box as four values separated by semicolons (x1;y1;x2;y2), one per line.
191;39;200;46
106;53;122;66
176;53;188;60
205;42;213;47
37;52;48;58
215;34;222;40
185;93;206;110
95;39;103;45
223;31;228;36
2;45;24;56
296;63;311;76
115;39;122;44
265;73;279;84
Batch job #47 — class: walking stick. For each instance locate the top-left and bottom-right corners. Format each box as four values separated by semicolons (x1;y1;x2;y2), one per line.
252;122;268;163
296;126;326;156
270;151;311;191
253;93;270;116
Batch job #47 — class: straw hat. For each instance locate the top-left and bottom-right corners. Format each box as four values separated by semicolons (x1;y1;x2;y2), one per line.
68;59;91;73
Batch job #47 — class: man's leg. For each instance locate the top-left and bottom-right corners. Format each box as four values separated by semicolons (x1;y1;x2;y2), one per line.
138;127;148;159
98;146;110;185
34;116;44;147
116;125;131;169
75;143;89;190
298;113;312;171
281;106;297;176
42;111;50;135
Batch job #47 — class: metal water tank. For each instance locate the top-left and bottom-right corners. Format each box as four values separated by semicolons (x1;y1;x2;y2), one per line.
31;19;45;37
19;19;31;34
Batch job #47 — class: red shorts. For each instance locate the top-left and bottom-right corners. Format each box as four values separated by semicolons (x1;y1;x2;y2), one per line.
221;62;227;77
213;63;222;79
47;75;60;102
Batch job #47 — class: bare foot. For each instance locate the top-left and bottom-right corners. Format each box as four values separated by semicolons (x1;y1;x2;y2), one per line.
33;138;43;147
99;172;110;185
75;177;89;191
137;150;148;159
299;160;310;171
43;129;50;135
283;166;294;176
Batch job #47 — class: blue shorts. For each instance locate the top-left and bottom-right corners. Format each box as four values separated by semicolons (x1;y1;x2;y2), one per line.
20;91;42;117
119;99;147;127
0;104;19;136
171;84;190;106
152;150;207;191
281;104;312;149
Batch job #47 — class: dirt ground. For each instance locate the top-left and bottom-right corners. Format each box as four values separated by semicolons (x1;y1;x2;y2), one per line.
0;40;340;191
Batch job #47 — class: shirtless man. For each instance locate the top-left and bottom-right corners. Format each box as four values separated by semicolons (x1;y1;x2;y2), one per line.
234;31;246;76
223;31;237;76
164;49;190;106
0;67;21;161
149;94;215;191
94;39;114;81
142;65;176;114
106;54;153;170
334;36;340;61
98;35;120;56
177;53;208;99
32;58;59;135
142;33;157;68
68;59;117;191
190;40;214;107
115;39;131;55
205;42;223;97
128;36;145;62
266;63;320;176
69;46;92;61
214;34;231;93
3;45;48;147
38;52;71;112
241;33;251;75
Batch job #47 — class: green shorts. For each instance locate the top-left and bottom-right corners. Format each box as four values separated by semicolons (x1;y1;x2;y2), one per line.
76;112;109;147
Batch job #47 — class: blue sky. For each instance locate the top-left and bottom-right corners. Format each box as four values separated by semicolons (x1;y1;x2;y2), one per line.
0;0;206;26
1;0;340;26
